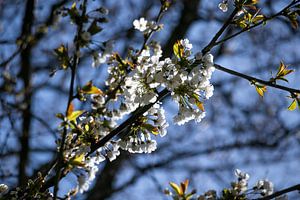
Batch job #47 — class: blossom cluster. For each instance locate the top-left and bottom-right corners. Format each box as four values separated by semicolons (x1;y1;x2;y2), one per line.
63;16;216;193
167;169;288;200
133;17;162;34
0;184;8;197
233;169;275;197
118;103;168;153
42;14;216;196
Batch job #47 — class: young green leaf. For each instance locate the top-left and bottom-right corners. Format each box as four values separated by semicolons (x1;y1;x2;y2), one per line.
67;110;84;122
173;40;183;59
142;124;159;135
275;61;294;82
169;182;183;196
67;102;74;117
56;113;65;120
67;102;84;122
196;101;205;112
82;81;103;95
192;94;205;112
68;2;80;25
180;179;189;195
54;44;69;69
255;84;267;97
288;99;297;111
69;154;85;167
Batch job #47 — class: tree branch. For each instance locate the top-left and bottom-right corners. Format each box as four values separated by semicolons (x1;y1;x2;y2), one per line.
255;184;300;200
214;64;300;94
214;0;300;48
53;1;88;198
202;7;239;55
18;0;35;187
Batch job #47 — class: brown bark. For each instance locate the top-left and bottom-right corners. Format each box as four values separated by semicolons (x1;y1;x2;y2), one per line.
18;0;35;186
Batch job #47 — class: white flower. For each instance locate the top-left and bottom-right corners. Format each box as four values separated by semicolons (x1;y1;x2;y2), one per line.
203;53;214;66
77;175;90;193
205;84;214;99
106;144;120;162
133;17;160;34
233;169;250;192
180;38;193;50
133;17;148;32
255;180;274;196
218;2;228;12
92;40;114;67
235;169;250;181
145;140;157;153
0;184;8;194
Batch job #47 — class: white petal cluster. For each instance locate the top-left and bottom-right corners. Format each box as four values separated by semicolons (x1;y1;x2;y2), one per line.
119;136;157;154
105;142;121;161
255;180;274;196
70;36;214;195
118;103;168;153
113;38;214;126
234;169;250;192
92;40;114;67
76;142;119;193
133;17;160;34
170;53;215;125
121;45;163;107
0;184;8;195
149;103;169;137
218;1;228;12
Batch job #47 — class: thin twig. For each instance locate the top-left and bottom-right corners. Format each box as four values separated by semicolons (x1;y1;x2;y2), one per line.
53;1;88;198
202;7;239;55
214;64;300;94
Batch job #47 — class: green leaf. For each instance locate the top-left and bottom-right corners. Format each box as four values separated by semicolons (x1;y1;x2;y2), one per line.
173;41;183;59
69;154;85;167
288;13;298;29
142;124;159;135
66;102;84;121
180;179;189;194
169;182;183;196
67;102;74;117
288;99;297;111
252;14;265;23
185;193;194;200
84;124;89;132
192;94;205;112
275;61;294;82
54;44;69;69
82;81;103;95
196;101;205;112
67;110;84;121
255;84;267;97
68;2;80;25
56;113;65;120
